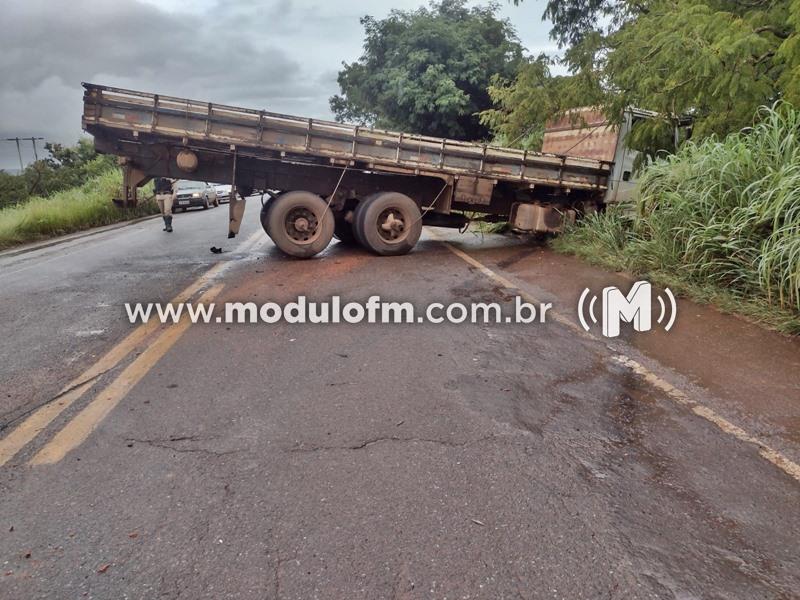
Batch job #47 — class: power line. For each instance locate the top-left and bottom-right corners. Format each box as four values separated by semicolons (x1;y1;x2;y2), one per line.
4;137;45;171
27;137;44;161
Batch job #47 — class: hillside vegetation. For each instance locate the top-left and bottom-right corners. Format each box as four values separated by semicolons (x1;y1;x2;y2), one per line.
0;169;157;250
0;140;116;209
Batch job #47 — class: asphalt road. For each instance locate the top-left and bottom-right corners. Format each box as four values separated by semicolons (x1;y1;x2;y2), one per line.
1;201;799;599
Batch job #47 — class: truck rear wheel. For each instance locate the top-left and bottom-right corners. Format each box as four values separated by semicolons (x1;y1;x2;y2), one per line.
266;191;334;258
353;192;422;256
259;196;276;236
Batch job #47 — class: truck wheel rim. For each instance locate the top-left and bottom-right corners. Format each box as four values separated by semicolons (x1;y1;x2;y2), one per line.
285;207;320;244
377;208;408;244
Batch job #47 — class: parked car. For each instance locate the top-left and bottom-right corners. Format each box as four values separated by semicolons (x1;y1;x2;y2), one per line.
213;184;232;204
173;180;218;211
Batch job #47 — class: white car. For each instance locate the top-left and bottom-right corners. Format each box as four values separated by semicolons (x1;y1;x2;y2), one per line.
173;180;218;211
214;184;232;204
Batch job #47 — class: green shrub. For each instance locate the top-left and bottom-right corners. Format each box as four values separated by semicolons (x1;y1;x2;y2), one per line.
0;139;117;209
554;104;800;333
0;169;158;249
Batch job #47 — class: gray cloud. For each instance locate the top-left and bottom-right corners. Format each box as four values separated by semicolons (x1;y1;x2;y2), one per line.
0;0;554;170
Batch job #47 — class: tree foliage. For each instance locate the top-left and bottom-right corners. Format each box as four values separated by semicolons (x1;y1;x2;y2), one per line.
330;0;524;140
479;55;605;149
542;0;634;47
491;0;800;153
606;1;793;139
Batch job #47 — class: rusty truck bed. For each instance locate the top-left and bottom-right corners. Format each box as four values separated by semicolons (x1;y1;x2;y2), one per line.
82;83;610;192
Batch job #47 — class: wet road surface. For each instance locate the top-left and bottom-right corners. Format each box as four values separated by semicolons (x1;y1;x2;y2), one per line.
0;201;799;599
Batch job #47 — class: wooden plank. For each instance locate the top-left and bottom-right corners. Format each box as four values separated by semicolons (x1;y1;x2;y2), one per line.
82;82;610;190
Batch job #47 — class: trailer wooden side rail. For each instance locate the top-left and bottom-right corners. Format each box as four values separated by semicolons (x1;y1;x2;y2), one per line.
82;82;620;258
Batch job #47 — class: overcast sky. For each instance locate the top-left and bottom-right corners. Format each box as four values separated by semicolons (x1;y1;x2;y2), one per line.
0;0;556;171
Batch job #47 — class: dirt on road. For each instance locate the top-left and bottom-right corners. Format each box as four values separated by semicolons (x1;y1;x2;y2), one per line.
0;209;798;599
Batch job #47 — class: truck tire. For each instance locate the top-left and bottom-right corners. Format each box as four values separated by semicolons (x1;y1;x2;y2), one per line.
266;191;334;258
334;213;358;245
353;192;422;256
259;196;276;236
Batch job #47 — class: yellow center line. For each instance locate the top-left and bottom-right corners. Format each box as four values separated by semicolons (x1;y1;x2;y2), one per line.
438;238;800;484
30;284;225;465
0;264;223;467
0;227;262;467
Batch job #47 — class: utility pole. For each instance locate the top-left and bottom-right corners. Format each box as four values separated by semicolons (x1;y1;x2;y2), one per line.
6;138;23;171
4;137;44;171
26;137;44;161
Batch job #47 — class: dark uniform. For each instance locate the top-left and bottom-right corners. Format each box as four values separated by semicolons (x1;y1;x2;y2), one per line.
154;178;174;232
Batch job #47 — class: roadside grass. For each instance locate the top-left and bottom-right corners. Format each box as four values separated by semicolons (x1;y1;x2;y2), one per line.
0;169;158;250
552;104;800;336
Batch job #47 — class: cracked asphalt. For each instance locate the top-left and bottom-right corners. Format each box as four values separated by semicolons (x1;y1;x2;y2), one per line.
1;201;799;599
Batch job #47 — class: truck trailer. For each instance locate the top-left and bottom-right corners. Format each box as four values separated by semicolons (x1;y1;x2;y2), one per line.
81;83;639;259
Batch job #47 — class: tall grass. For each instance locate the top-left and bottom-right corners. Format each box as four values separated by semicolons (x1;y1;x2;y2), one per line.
554;104;800;334
0;169;158;249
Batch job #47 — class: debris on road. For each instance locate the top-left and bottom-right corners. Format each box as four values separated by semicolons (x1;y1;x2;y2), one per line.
470;519;486;527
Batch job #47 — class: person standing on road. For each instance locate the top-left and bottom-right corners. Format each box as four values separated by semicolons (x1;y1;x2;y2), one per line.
154;177;175;233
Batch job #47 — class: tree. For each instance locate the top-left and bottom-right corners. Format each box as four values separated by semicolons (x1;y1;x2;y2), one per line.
494;0;800;153
44;139;101;171
605;1;793;141
480;55;605;149
330;0;524;140
0;171;29;209
542;0;637;47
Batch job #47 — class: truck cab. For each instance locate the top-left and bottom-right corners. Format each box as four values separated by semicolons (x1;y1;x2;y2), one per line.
541;107;689;206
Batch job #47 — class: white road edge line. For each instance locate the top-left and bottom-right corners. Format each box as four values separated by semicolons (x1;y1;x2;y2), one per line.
612;354;800;482
0;215;161;261
438;238;800;484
